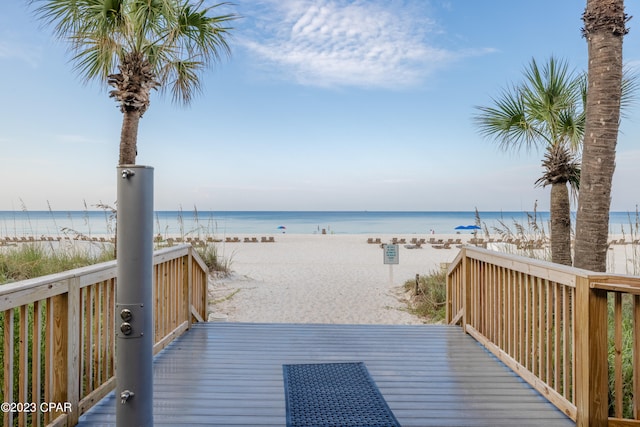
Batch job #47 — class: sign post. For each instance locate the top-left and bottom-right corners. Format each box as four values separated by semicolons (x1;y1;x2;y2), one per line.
383;243;399;285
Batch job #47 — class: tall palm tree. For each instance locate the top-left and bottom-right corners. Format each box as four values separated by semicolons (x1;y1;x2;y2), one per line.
474;57;585;266
574;0;629;272
32;0;237;165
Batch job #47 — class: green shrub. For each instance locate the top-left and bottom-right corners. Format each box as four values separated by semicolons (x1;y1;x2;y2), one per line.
194;244;233;275
403;269;447;322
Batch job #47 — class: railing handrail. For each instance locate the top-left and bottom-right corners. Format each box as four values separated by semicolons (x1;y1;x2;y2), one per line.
0;244;209;427
447;244;640;427
448;245;593;285
0;261;117;298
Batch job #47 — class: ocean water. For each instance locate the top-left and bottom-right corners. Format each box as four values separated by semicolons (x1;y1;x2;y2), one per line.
0;210;637;237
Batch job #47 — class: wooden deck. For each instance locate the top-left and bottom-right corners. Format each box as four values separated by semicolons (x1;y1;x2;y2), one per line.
76;322;575;426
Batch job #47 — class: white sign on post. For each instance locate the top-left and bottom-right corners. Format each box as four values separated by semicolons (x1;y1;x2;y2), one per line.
383;244;399;265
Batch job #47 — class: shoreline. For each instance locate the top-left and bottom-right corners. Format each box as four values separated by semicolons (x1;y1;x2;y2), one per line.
1;209;638;237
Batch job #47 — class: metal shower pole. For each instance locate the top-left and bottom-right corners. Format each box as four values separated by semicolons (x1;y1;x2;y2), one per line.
116;165;154;427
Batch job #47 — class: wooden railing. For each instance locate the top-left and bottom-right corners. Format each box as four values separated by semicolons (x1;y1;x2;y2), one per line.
0;244;208;427
447;246;640;427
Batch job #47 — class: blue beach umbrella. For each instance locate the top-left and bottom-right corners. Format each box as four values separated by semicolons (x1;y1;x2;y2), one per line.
455;225;481;230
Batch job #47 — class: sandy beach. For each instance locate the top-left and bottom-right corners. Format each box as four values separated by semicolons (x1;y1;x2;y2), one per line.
207;233;640;325
3;230;636;324
208;234;457;324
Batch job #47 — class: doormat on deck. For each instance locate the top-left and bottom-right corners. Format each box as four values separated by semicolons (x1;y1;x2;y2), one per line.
282;362;400;427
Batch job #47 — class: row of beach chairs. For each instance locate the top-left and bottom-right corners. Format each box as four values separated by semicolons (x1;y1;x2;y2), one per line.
1;235;116;244
366;237;463;249
609;238;640;245
225;236;275;243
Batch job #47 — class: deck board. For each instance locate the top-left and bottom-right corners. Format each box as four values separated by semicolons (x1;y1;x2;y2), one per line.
76;323;575;426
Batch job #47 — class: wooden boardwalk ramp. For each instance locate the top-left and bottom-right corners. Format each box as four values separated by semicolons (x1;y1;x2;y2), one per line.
76;322;575;426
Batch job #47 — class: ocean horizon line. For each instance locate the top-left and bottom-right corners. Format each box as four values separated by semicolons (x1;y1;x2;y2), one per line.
1;210;637;236
1;208;637;213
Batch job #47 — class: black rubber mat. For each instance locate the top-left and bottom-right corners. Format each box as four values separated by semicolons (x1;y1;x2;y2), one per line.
283;362;400;427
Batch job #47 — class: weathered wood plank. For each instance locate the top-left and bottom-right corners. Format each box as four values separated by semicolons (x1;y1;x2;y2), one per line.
77;323;575;427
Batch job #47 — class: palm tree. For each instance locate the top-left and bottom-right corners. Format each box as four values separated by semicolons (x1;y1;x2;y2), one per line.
32;0;237;165
574;0;629;272
474;57;585;266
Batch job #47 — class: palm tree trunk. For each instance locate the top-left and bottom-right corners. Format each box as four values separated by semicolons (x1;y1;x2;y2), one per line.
574;0;627;272
550;182;572;266
119;109;141;165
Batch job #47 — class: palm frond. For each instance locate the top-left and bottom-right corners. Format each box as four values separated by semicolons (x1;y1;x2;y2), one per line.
32;0;237;104
474;87;541;151
621;64;640;118
521;57;582;145
72;35;122;80
161;59;204;104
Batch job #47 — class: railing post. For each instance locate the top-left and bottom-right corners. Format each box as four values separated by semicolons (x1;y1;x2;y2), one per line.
66;277;80;425
446;267;452;323
634;295;640;419
47;286;70;421
575;275;608;427
186;248;193;327
462;248;472;333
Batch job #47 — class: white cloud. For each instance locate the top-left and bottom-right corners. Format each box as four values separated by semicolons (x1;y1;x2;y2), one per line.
240;0;491;89
0;40;41;68
55;134;106;145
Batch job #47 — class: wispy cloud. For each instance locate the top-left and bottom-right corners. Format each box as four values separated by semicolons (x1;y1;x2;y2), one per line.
0;40;41;68
240;0;492;89
55;134;105;145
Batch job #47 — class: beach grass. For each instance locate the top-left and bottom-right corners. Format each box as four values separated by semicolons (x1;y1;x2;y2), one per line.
475;204;552;261
0;242;115;285
403;269;447;322
193;244;234;275
0;202;237;285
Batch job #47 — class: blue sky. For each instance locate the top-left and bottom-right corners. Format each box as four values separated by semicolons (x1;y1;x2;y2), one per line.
1;0;640;212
